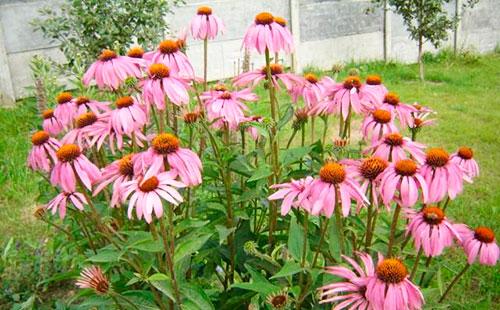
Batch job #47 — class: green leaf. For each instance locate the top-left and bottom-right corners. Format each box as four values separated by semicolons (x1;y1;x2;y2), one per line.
277;104;294;130
129;238;163;252
287;217;306;261
215;225;236;245
231;264;280;296
270;260;303;279
174;233;212;263
180;283;215;310
150;279;175;302
247;164;272;182
280;146;311;166
88;249;120;263
174;219;210;235
328;216;342;262
148;273;169;281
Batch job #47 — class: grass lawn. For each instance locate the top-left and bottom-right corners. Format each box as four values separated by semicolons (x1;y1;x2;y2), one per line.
1;51;499;308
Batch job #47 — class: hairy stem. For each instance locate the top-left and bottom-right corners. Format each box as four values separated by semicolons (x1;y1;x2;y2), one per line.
387;204;402;257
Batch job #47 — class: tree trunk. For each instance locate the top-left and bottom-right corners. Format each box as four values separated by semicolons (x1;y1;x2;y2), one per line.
418;35;424;81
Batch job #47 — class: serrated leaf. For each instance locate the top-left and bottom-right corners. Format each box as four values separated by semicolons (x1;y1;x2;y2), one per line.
270;260;303;279
174;233;212;263
180;283;214;310
88;249;120;263
280;146;312;166
150;279;175;302
247;164;272;182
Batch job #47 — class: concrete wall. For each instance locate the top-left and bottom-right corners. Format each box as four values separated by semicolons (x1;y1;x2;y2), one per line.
0;0;499;106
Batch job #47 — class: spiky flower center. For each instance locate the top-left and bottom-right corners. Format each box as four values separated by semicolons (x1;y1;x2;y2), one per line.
384;133;404;146
255;12;274;25
149;63;170;79
360;157;388;180
33;205;46;219
372;109;391;124
376;259;408;284
384;92;400;106
262;63;284;75
320;162;346;184
95;280;110;294
76;112;98;128
183;112;199;124
56;144;81;162
414;118;423;128
422;206;445;225
75;96;90;106
274;16;287;27
294;108;308;121
474;226;495;243
152;133;180;154
118;155;134;176
197;6;212;15
99;49;117;61
219;92;232;100
116;96;134;108
304;73;318;83
127;46;144;58
426;148;449;168
343;76;362;89
214;84;227;91
413;103;423;110
395;159;417;176
139;176;159;192
31;131;50;146
159;40;179;54
269;294;287;308
42;109;54;119
458;146;473;160
57;92;72;104
366;75;382;85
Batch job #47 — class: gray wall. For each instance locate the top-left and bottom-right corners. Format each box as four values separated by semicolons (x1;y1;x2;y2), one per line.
0;0;499;106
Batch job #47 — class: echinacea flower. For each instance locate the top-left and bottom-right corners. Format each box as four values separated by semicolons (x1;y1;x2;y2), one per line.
409;103;436;130
141;63;190;109
406;206;461;257
76;266;110;295
365;254;424;310
50;144;101;192
144;40;194;77
233;63;302;91
190;6;225;40
359;75;388;109
361;109;398;143
308;162;368;217
364;133;426;164
291;73;329;109
242;12;293;54
268;177;314;215
319;252;374;309
93;154;135;207
265;289;289;310
450;146;479;180
46;191;88;219
42;109;64;136
134;133;202;187
379;159;428;208
315;76;364;119
183;111;200;125
127;46;145;59
454;224;499;266
240;116;264;141
420;148;467;203
61;112;101;148
53;92;76;127
376;92;417;127
28;131;60;172
204;88;258;130
120;170;185;223
83;49;143;90
72;96;110;115
110;96;148;135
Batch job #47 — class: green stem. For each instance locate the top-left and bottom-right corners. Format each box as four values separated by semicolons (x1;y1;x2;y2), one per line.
387;204;402;257
419;256;433;286
311;117;316;143
223;128;236;285
158;216;182;305
322;115;329;146
410;248;423;281
286;128;298;148
203;38;208;91
364;183;374;250
312;218;330;268
438;264;471;303
334;192;345;255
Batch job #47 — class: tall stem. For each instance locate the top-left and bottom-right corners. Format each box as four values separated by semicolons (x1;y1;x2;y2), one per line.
311;117;315;143
203;38;208;91
334;191;345;255
387;204;402;257
286;128;298;148
223;128;236;284
364;183;374;250
322;116;329;146
410;248;423;280
419;256;433;285
438;264;471;303
264;48;280;249
158;216;182;305
312;218;330;268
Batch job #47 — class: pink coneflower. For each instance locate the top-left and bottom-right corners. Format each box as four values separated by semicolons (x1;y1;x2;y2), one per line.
144;40;194;77
364;133;426;164
379;159;428;208
46;191;87;219
28;131;60;172
141;63;190;109
361;109;398;143
240;116;264;141
61;112;101;148
291;73;329;109
318;252;374;309
134;133;202;187
268;177;314;215
455;225;499;266
420;148;466;203
42;109;64;135
190;6;225;40
242;12;293;54
76;266;110;294
110;96;147;135
375;92;417;128
233;63;302;91
83;49;143;90
72;96;110;115
307;162;368;217
310;76;363;119
50;144;101;192
127;46;145;59
93;154;135;207
409;103;436;130
85;117;147;154
205;88;258;130
406;206;461;257
200;83;228;102
341;157;388;210
450;146;479;180
359;75;388;109
53;92;76;127
120;170;185;223
176;29;188;52
365;254;424;310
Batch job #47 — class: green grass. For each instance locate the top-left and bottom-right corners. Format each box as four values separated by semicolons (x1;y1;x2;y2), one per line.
1;52;499;308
